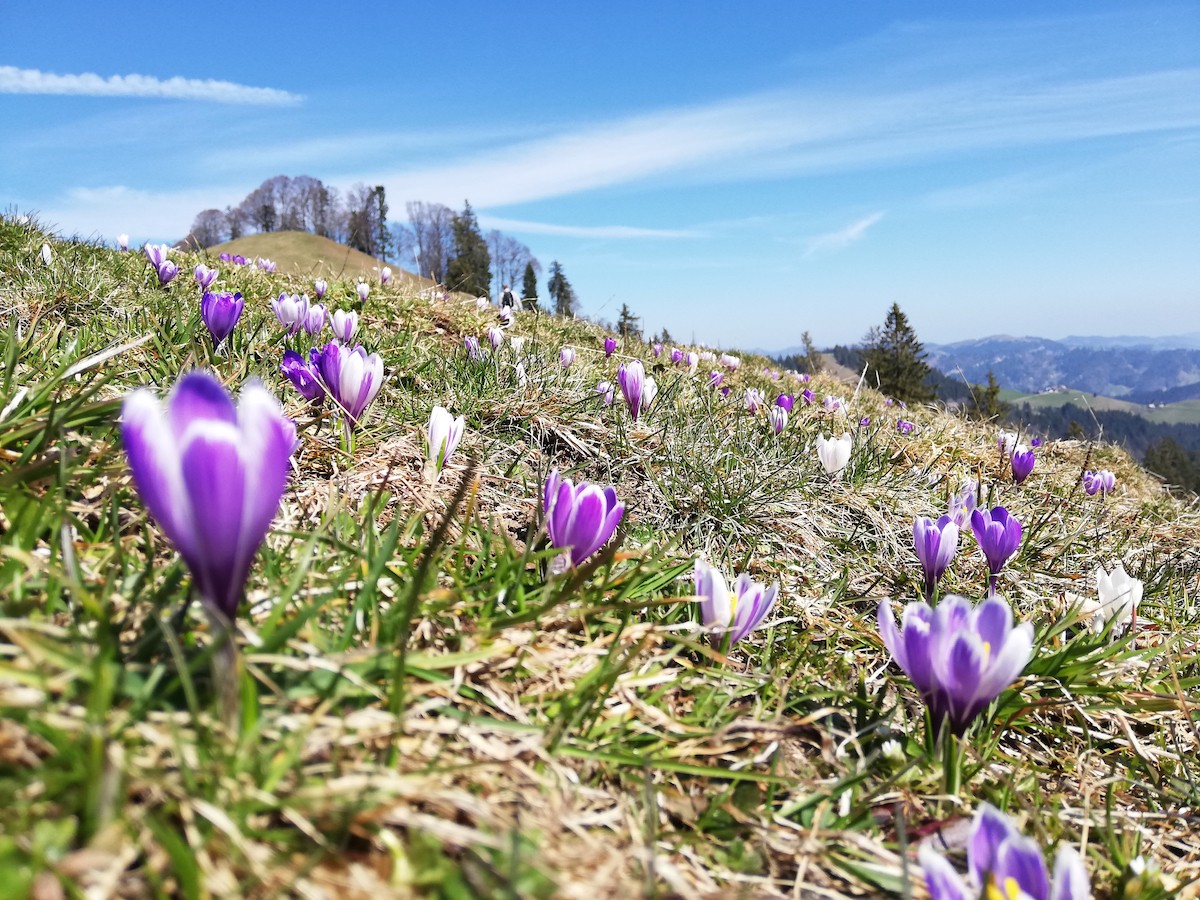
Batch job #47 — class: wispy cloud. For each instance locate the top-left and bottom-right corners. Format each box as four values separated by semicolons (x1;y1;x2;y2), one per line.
30;184;247;243
0;66;301;105
478;215;699;239
802;212;886;259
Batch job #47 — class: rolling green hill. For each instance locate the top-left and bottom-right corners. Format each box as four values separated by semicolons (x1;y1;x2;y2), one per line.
1000;387;1200;425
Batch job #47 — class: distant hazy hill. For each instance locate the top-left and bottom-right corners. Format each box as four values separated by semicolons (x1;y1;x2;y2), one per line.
925;335;1200;400
201;231;431;287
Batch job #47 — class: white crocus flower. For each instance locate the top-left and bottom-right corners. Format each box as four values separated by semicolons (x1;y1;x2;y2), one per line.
427;406;465;474
1090;564;1143;634
815;433;852;476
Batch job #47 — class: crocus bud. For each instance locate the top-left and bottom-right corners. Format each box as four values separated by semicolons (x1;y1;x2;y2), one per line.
560;346;576;368
652;342;663;357
272;293;309;335
117;233;129;250
303;303;327;336
200;291;244;348
801;389;815;405
427;405;465;473
330;309;357;343
156;261;179;285
768;405;788;435
745;388;764;415
708;371;724;389
381;266;392;284
194;264;219;290
314;342;384;429
281;348;326;402
40;243;53;266
775;393;794;412
1011;446;1036;484
604;337;617;358
1090;564;1142;635
314;278;328;300
121;371;296;623
1083;469;1116;497
596;381;615;406
356;281;370;302
913;515;959;599
970;506;1022;594
671;348;684;365
464;336;484;361
543;469;625;568
617;360;647;421
143;243;169;269
257;258;276;273
488;326;505;350
720;354;740;371
685;351;699;374
815;432;852;476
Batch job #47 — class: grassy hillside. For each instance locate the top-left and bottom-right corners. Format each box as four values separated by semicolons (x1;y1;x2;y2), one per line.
2;215;1199;897
204;230;432;289
1001;387;1200;426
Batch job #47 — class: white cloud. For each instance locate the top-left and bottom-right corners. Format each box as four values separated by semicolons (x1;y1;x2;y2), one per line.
478;215;699;239
0;66;301;105
801;212;886;259
31;184;248;243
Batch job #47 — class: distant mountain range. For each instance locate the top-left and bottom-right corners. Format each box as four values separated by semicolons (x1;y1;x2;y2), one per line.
921;336;1200;403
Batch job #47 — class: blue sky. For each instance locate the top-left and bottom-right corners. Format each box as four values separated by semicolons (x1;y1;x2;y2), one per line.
3;1;1198;349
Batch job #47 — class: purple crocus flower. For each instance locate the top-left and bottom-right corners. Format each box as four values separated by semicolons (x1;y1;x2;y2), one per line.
313;279;328;300
380;266;392;284
948;481;979;528
897;419;915;435
708;371;724;389
720;353;740;371
970;507;1023;594
121;371;295;622
1011;446;1036;484
219;252;231;263
671;348;684;365
878;594;1034;737
194;264;219;290
604;337;617;358
200;291;244;348
1083;469;1116;497
768;405;788;435
797;373;810;383
488;326;505;350
685;351;699;373
314;342;384;428
117;233;129;251
914;514;959;599
143;243;169;269
280;348;326;402
617;360;647;421
330;309;357;343
272;293;309;335
257;257;276;273
695;559;779;647
596;381;615;405
652;342;663;357
464;335;484;361
823;395;842;412
745;388;764;415
543;469;625;567
560;346;576;368
356;281;370;302
801;388;815;405
859;416;871;428
919;803;1091;900
304;303;327;336
156;261;179;285
775;393;794;412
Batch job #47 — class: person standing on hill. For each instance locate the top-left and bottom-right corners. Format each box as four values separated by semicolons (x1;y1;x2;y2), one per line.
500;284;516;309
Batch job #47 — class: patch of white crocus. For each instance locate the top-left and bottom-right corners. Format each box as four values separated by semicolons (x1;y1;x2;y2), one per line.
815;433;852;476
427;406;465;476
1085;564;1143;634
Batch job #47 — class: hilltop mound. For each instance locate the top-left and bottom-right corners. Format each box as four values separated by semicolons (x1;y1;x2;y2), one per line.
202;230;431;288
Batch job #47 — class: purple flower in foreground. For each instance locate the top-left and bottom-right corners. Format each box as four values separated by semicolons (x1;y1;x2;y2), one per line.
1083;469;1116;497
768;405;788;435
487;326;505;350
604;337;617;358
708;370;724;389
121;371;295;622
194;264;219;290
219;252;231;263
596;381;615;405
775;393;794;412
280;349;326;402
914;514;959;599
156;261;179;285
970;507;1023;594
671;348;684;365
919;803;1090;900
543;469;625;567
1011;446;1036;484
272;293;309;335
801;388;815;405
617;360;647;421
330;309;357;343
314;342;384;428
878;594;1033;737
313;278;327;300
200;291;244;348
695;559;779;647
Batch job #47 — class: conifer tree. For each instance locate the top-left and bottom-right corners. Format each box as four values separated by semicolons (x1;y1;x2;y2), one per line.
969;371;1009;420
522;261;538;301
862;303;935;404
546;261;576;316
447;201;492;296
616;303;641;340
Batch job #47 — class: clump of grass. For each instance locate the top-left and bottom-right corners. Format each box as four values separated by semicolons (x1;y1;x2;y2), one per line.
1;216;1198;897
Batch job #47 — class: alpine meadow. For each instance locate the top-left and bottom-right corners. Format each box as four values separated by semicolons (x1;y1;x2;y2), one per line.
3;216;1200;899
